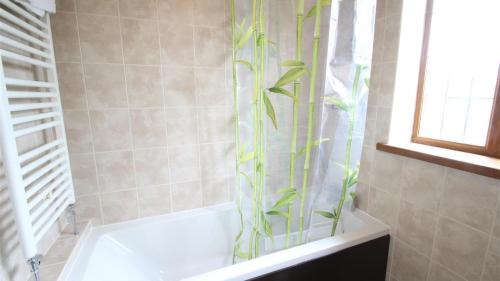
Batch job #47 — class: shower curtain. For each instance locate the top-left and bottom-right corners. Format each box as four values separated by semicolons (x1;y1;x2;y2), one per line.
231;0;376;261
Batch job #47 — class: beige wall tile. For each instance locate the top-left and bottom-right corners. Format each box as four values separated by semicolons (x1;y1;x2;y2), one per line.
195;68;227;106
134;148;170;186
432;217;489;278
138;185;171;217
202;177;229;206
374;107;392;141
76;0;118;15
355;182;369;211
171;181;202;211
158;0;193;24
78;14;122;63
493;196;500;238
194;26;225;67
375;0;386;19
370;63;383;95
391;240;429;281
482;252;500;281
57;63;86;109
56;0;75;12
401;159;444;211
64;110;93;153
119;0;157;19
101;190;138;223
168;145;200;183
75;195;102;225
371;20;385;65
427;263;466;281
382;15;401;63
490;237;500;255
126;65;163;108
83;64;127;109
39;263;64;281
396;201;437;257
377;63;397;108
197;107;232;143
95;151;135;192
386;0;403;16
52;12;81;62
121;18;160;64
358;145;373;183
130;109;166;148
42;237;77;265
70;154;98;196
370;150;402;195
165;108;198;146
200;143;231;180
368;186;399;228
193;0;225;27
363;106;377;146
163;67;196;106
90;110;132;152
439;169;498;233
159;23;194;66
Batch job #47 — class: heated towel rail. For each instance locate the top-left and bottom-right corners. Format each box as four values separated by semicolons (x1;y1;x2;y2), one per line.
0;1;76;279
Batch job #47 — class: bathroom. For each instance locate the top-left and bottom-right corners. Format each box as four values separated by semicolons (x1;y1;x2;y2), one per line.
0;0;499;280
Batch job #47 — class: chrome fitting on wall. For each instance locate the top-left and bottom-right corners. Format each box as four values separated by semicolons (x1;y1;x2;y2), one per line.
27;254;42;281
67;204;78;235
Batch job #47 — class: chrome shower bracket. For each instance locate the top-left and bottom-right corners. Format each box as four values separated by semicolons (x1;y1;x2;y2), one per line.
67;203;78;235
27;254;42;281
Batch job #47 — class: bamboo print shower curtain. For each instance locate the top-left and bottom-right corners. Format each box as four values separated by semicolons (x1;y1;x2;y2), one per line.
230;0;376;262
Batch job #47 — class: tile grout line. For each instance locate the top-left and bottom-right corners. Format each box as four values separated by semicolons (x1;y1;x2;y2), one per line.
387;156;404;280
425;167;448;281
192;5;204;208
55;8;227;29
65;140;235;155
479;185;500;280
54;60;225;70
156;1;175;215
375;14;393;280
116;0;140;222
62;105;231;111
71;5;104;226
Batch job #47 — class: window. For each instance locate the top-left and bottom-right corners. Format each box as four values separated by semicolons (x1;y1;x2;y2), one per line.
412;0;500;158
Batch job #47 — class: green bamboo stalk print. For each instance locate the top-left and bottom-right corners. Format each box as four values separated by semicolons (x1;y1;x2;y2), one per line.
330;65;362;236
265;5;307;246
229;0;244;264
249;0;274;259
316;64;369;236
285;0;304;248
230;0;338;258
229;0;265;261
249;0;260;259
255;0;265;258
298;0;327;243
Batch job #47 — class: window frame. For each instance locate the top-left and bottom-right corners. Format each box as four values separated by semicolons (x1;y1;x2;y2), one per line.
412;0;500;159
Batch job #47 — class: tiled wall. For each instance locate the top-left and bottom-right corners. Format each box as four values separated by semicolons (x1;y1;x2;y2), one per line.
52;0;234;225
357;0;500;280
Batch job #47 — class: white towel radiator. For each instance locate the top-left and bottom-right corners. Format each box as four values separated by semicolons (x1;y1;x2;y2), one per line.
0;1;76;280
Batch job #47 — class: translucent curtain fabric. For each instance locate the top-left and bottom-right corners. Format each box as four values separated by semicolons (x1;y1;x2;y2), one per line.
232;0;376;259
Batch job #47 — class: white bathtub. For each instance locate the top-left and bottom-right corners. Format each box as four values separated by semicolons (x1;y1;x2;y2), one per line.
62;204;389;281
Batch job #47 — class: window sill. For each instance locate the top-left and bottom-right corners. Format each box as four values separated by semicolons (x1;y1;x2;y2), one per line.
376;142;500;179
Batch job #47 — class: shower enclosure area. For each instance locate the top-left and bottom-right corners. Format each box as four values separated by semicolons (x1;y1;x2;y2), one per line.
0;0;380;280
228;0;375;260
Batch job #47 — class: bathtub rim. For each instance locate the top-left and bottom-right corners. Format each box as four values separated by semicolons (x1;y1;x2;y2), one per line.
182;208;389;281
62;203;389;281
